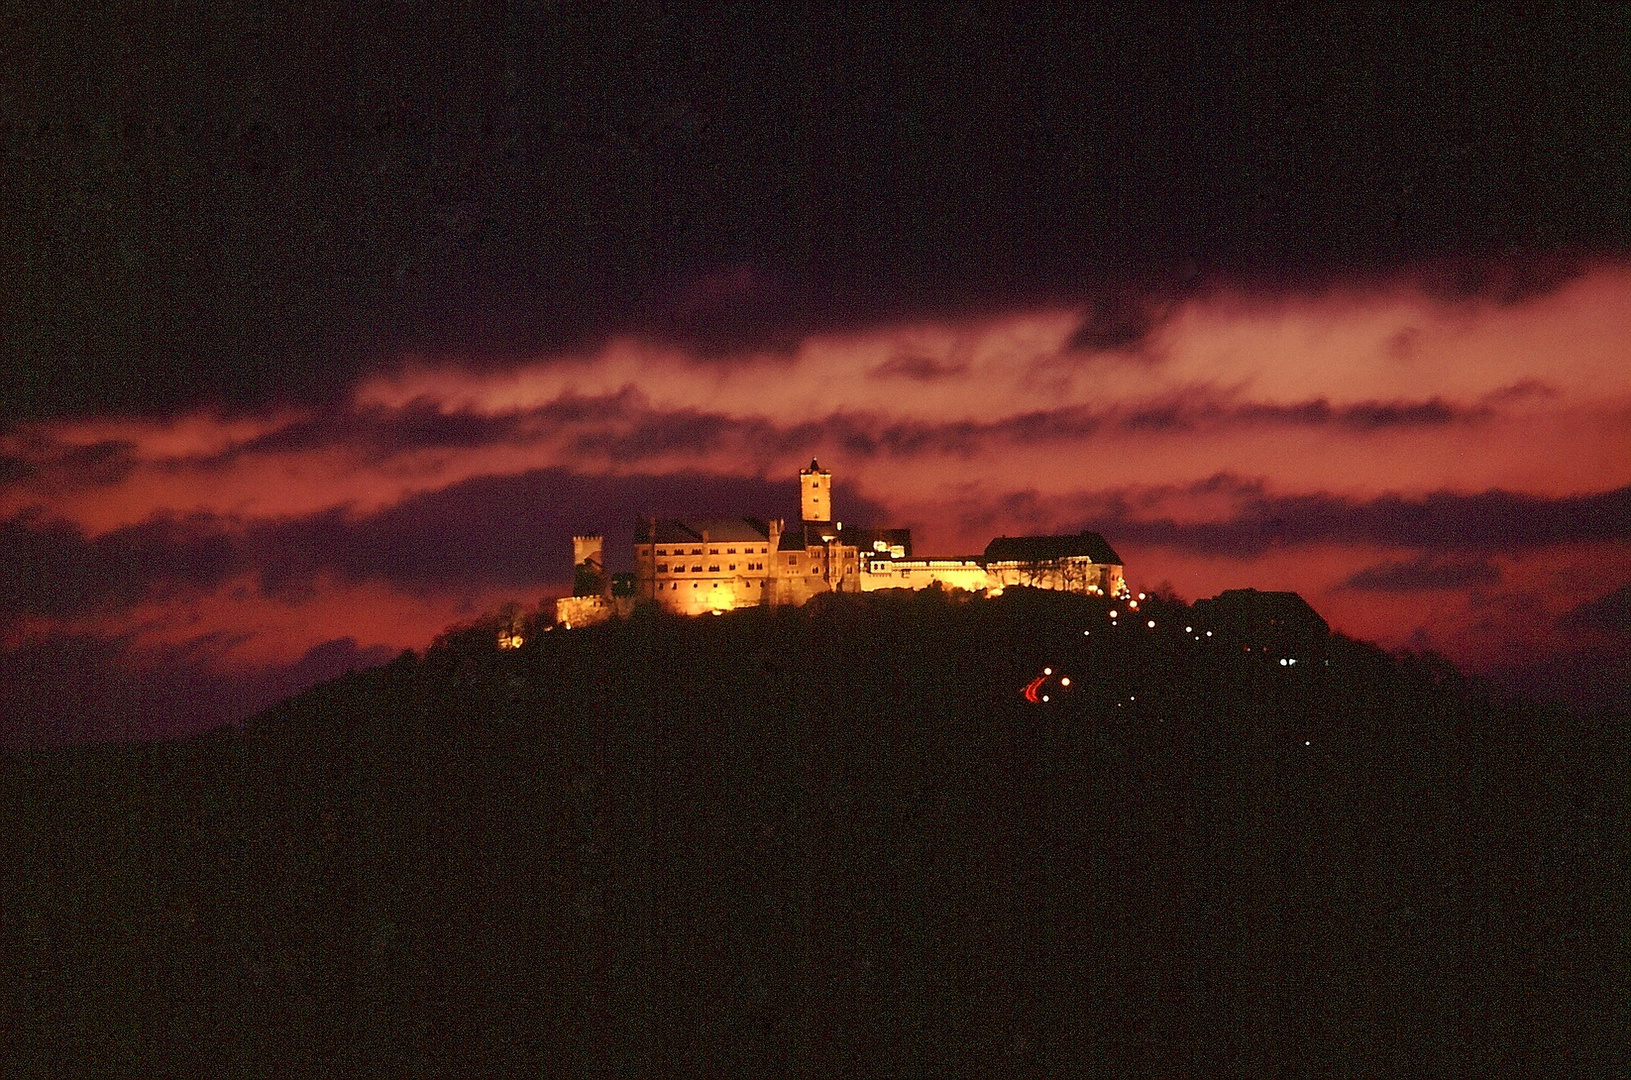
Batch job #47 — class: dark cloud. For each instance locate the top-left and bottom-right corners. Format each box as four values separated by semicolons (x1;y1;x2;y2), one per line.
1059;479;1631;559
565;391;1488;463
1560;584;1631;635
3;4;1625;422
1339;557;1503;592
0;510;245;619
869;356;970;381
0;631;392;749
0;389;1498;493
1064;291;1179;352
225;402;533;461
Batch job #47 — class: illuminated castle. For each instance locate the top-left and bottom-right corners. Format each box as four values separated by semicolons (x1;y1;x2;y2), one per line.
558;461;1126;624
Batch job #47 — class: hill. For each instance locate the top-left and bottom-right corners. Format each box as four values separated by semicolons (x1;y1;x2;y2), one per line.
2;588;1624;1076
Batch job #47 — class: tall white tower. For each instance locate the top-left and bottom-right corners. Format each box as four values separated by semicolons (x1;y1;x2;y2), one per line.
800;458;831;523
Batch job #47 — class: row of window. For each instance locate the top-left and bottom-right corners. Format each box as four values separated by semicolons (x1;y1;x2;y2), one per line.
656;562;768;574
647;546;770;556
659;580;770;591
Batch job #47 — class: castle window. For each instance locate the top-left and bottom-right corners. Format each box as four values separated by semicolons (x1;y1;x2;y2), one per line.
709;548;719;555
729;564;736;571
691;548;701;555
727;548;736;554
657;564;668;573
693;583;698;588
709;565;720;572
691;565;702;572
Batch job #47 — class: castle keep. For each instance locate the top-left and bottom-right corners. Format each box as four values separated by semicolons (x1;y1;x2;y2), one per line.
558;461;1127;625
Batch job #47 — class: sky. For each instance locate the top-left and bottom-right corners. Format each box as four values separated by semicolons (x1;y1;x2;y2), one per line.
3;3;1629;744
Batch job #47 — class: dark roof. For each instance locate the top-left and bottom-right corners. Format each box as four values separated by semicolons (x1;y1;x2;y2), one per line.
1191;589;1330;634
982;531;1122;565
635;517;772;545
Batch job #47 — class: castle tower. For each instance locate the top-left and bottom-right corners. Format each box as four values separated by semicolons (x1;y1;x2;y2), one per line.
800;458;831;523
572;535;604;573
572;534;607;597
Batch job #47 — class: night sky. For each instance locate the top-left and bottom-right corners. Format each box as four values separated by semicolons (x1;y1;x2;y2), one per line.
4;3;1629;744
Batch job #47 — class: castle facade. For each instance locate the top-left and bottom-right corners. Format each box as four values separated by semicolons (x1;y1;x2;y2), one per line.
558;461;1127;624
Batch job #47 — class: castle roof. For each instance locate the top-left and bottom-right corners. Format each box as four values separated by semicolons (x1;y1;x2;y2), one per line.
982;531;1123;566
1191;588;1329;634
635;517;773;545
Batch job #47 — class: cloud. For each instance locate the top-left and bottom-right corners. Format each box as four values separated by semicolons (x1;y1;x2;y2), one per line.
0;510;245;619
1339;557;1503;592
960;478;1631;560
869;355;970;381
0;630;393;748
1064;291;1178;351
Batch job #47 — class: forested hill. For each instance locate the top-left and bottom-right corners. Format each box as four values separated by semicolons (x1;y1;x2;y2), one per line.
3;589;1624;1076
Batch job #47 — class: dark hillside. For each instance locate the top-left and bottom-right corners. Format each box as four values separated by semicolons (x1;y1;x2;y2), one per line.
2;589;1624;1076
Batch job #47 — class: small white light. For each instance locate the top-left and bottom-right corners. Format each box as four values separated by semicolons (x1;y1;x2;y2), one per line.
1041;695;1049;702
1147;620;1156;628
1305;740;1311;746
1138;593;1146;600
1108;610;1118;619
1043;667;1052;675
1185;626;1193;633
1084;630;1090;636
1280;658;1287;666
1129;695;1135;700
1059;677;1071;687
1288;658;1296;665
1206;630;1213;637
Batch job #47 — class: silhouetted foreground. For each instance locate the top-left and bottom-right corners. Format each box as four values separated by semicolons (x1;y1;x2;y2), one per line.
2;589;1624;1076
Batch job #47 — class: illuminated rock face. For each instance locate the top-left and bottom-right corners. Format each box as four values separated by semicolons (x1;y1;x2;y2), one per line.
555;595;613;629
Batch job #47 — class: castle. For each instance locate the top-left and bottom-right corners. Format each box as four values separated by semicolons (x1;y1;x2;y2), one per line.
556;461;1127;626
